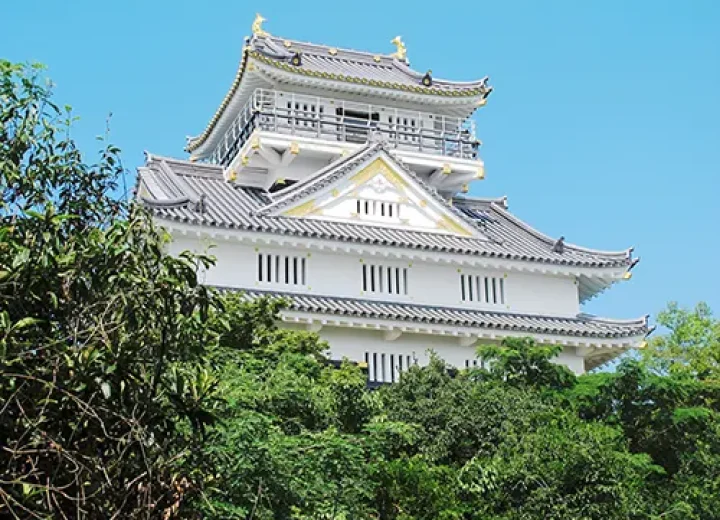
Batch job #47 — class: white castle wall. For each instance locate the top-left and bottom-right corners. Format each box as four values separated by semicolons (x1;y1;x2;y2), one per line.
289;326;586;377
170;236;580;317
170;234;587;374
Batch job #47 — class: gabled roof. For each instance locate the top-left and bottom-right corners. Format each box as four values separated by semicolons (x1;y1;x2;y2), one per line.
186;29;492;154
137;150;635;292
256;139;482;237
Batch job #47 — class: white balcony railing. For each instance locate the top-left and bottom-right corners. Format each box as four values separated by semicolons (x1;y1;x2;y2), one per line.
209;89;480;166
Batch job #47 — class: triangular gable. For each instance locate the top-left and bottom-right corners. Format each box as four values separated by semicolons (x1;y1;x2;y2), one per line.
261;145;482;237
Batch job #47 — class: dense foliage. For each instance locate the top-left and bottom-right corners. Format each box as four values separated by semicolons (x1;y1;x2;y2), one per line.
2;61;720;519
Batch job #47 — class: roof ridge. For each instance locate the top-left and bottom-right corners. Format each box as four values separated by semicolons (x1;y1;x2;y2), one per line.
453;195;509;208
146;152;223;171
261;34;396;62
145;153;224;181
577;313;650;326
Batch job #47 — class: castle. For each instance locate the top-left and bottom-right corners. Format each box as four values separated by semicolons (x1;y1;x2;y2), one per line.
137;15;648;381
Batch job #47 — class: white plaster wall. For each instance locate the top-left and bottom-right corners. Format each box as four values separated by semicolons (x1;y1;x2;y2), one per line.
168;235;580;316
318;327;586;377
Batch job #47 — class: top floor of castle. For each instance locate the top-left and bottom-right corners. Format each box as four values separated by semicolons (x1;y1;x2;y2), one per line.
185;15;493;194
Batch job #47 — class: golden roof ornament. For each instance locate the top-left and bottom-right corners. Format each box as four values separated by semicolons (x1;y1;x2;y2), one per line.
390;36;408;62
252;13;269;37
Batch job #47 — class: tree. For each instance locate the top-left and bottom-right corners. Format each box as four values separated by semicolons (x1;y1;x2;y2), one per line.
477;337;577;391
0;60;218;518
643;302;720;379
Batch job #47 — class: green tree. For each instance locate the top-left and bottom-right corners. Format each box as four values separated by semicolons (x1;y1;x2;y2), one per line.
0;60;218;518
643;302;720;379
477;337;577;391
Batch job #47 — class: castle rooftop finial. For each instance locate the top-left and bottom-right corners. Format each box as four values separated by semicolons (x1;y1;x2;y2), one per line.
391;36;408;62
252;13;269;37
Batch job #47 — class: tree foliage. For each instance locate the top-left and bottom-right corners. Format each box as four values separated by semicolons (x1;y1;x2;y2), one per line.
643;302;720;379
2;60;720;519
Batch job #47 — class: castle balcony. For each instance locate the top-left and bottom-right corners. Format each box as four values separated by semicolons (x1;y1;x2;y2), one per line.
208;88;481;168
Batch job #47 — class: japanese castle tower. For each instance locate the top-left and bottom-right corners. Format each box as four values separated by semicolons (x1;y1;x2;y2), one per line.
137;15;649;379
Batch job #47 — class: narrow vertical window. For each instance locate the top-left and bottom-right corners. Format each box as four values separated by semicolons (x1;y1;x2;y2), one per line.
461;274;506;305
381;353;386;383
363;264;409;296
373;353;378;382
257;252;308;287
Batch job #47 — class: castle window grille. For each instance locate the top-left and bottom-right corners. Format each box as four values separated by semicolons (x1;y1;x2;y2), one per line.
460;274;505;305
355;199;400;220
257;253;307;286
362;264;408;295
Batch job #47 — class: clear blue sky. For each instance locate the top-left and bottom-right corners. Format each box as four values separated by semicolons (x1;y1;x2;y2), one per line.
3;0;719;323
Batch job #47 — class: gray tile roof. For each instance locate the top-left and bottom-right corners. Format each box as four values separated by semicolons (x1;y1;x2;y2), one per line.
187;32;492;154
138;149;634;272
251;34;492;96
228;288;649;340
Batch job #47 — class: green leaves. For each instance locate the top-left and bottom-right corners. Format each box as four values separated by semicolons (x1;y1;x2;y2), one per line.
643;302;720;379
0;60;219;518
477;336;577;391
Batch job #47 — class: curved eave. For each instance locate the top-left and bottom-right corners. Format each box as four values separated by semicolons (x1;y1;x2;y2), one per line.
248;50;489;97
186;45;253;155
226;288;650;343
186;52;491;157
488;202;634;266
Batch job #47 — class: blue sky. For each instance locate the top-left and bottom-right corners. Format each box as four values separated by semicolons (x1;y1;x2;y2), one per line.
3;0;719;323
